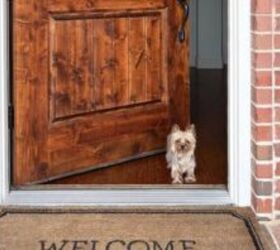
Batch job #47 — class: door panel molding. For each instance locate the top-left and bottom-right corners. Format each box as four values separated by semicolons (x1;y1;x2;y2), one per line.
49;9;166;122
0;0;251;206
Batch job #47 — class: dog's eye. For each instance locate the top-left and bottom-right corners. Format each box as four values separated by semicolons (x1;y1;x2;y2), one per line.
175;139;181;144
185;140;190;145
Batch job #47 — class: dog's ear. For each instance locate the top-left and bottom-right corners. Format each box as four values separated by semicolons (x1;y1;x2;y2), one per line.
171;124;180;133
186;124;196;136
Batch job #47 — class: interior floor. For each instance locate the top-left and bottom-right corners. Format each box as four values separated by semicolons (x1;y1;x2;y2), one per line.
190;68;228;185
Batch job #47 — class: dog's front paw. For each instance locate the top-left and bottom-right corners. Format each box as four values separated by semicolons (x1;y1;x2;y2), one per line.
172;178;183;184
184;176;196;183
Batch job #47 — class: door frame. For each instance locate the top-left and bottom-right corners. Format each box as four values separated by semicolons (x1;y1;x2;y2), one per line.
0;0;251;206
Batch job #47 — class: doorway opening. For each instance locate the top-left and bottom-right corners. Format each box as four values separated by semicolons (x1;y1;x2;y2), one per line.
189;0;228;185
9;0;228;187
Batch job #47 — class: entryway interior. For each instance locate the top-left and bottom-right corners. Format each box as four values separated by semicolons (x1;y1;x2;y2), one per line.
11;0;228;186
189;0;228;185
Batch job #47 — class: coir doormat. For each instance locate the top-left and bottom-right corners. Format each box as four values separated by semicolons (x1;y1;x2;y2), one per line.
0;207;275;250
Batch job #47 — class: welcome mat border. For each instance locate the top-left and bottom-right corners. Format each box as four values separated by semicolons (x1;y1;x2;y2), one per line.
0;206;271;250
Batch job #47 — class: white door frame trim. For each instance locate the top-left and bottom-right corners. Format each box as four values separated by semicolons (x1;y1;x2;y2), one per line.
0;0;251;206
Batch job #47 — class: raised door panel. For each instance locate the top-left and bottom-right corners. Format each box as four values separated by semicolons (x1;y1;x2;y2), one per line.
50;11;165;121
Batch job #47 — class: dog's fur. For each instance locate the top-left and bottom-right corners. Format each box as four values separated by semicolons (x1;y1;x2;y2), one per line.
166;124;197;184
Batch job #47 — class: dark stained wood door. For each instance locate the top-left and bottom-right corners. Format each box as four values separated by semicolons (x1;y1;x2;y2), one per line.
12;0;190;185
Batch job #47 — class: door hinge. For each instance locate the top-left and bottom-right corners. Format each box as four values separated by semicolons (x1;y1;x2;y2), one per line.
8;105;14;130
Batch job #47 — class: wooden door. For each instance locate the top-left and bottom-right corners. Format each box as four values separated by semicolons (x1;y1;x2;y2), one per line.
12;0;190;186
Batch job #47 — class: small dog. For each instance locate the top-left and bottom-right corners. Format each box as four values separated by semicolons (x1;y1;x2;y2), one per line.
166;124;197;184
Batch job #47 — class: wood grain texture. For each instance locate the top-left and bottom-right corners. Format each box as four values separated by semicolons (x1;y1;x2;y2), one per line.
51;12;164;120
147;16;162;100
13;0;50;184
167;0;190;128
12;0;190;185
129;17;146;103
114;18;129;106
47;0;166;12
50;154;171;185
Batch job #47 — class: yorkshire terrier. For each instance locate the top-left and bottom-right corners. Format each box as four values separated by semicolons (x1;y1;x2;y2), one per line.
166;124;197;184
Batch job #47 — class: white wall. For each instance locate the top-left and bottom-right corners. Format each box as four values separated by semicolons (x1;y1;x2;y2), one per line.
223;0;228;64
190;0;227;69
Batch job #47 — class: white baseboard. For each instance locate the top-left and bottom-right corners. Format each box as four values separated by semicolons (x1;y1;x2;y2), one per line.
196;58;224;69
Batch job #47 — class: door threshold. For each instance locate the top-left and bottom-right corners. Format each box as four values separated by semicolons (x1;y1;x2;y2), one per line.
12;184;227;191
5;187;232;206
